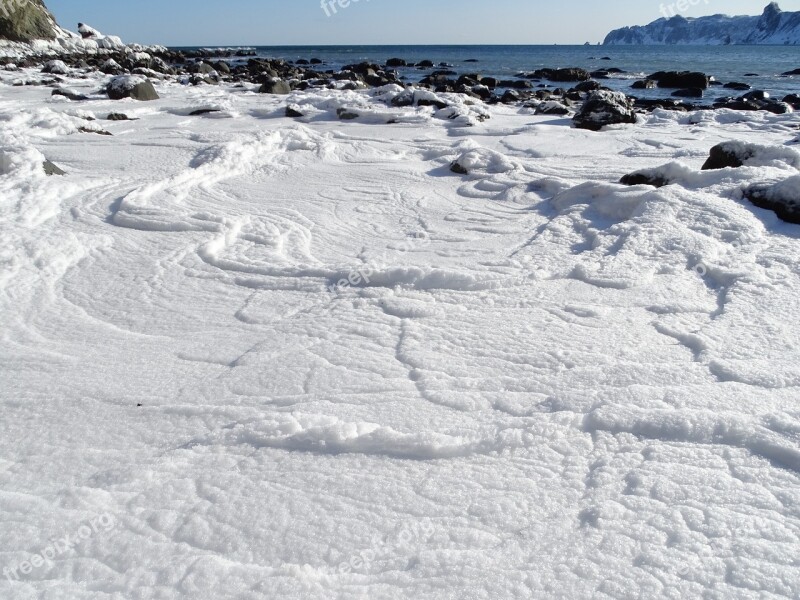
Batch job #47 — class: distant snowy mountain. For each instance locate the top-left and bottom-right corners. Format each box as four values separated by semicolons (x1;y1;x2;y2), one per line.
604;2;800;45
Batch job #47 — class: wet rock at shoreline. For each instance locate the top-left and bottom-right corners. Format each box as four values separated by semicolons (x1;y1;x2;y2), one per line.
648;71;711;90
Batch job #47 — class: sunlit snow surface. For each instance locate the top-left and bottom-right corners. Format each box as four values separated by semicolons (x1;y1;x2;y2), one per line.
1;72;799;599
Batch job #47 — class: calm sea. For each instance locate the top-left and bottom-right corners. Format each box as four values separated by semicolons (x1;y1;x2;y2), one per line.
175;45;800;101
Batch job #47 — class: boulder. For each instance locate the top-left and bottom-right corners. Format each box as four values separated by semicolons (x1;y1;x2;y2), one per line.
743;176;800;224
100;59;124;75
702;141;800;171
783;94;800;109
631;79;657;89
619;170;670;188
671;87;704;98
527;67;591;82
648;71;711;89
450;161;469;175
107;113;131;121
385;58;407;67
336;107;359;120
573;90;637;131
573;80;601;93
42;60;68;74
259;79;292;94
285;105;304;118
723;82;751;91
535;101;571;115
51;88;88;101
106;76;159;101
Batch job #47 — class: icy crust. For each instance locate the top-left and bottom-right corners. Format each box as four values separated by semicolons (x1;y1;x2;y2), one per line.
1;70;800;599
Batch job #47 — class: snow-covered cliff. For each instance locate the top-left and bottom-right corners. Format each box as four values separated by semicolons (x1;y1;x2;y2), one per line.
604;2;800;45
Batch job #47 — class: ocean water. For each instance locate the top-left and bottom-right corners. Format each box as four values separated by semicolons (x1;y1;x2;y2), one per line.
179;44;800;101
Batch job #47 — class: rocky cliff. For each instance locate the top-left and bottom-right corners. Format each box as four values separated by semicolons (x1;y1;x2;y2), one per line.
0;0;60;42
604;3;800;45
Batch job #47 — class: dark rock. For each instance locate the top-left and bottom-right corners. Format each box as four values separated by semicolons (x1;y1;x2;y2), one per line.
107;112;131;121
781;68;800;76
741;90;769;102
723;82;751;91
573;90;637;131
783;94;800;109
743;178;800;224
310;58;323;64
631;79;657;89
416;60;434;68
390;92;414;107
500;89;521;103
535;101;570;116
188;109;221;116
259;79;292;94
500;79;532;89
336;107;359;120
52;88;88;101
106;76;159;101
702;141;754;170
537;67;591;82
416;97;449;110
285;105;304;118
464;59;479;63
672;87;704;98
648;71;711;89
213;61;231;74
574;80;601;93
79;126;112;136
619;170;670;188
100;59;124;75
450;161;469;174
385;58;407;67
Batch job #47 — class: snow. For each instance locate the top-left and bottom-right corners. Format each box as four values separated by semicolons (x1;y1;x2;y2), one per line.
1;65;800;599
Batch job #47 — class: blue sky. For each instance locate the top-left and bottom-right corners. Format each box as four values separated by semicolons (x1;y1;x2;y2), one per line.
46;1;800;46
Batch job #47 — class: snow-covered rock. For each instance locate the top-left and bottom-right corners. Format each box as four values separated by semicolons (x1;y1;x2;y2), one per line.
572;90;637;131
744;175;800;223
701;141;800;170
605;2;800;45
106;75;159;101
41;59;68;74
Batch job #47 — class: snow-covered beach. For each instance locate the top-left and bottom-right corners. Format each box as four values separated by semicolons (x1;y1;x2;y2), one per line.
2;12;800;600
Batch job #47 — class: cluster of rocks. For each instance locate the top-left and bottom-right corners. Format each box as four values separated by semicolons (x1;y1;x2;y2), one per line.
618;141;800;225
5;40;799;128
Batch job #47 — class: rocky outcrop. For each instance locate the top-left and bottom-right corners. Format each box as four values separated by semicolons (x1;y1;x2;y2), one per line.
0;0;59;42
